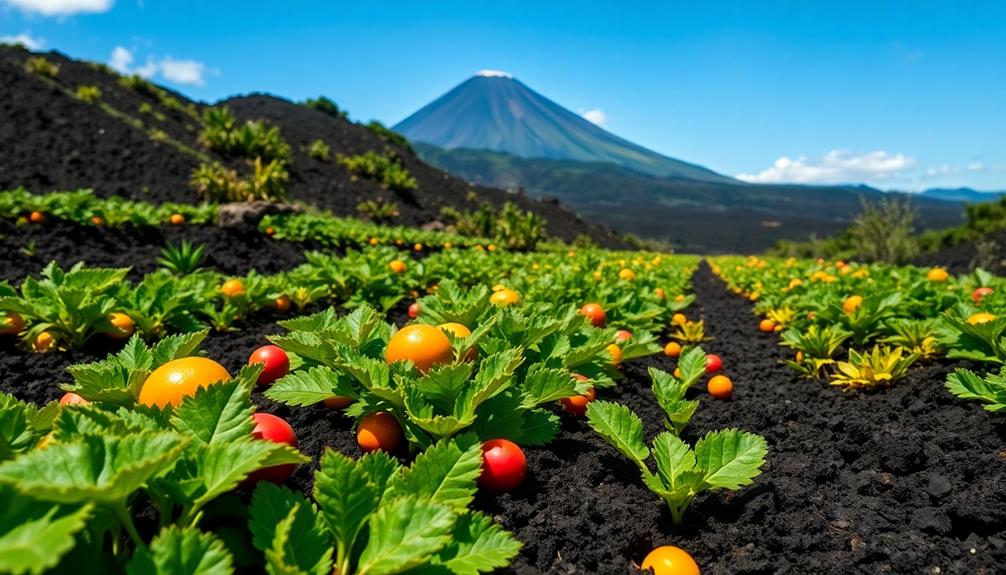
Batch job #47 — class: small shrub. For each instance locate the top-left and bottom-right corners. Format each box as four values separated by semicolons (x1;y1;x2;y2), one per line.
306;139;330;161
138;102;154;115
199;107;290;163
337;150;418;193
303;96;348;119
119;74;158;96
356;199;400;223
850;196;918;264
148;129;170;143
441;201;546;250
190;159;288;203
366;120;413;153
24;56;58;78
74;85;101;104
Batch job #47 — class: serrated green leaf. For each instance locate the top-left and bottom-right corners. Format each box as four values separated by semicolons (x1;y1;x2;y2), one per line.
695;429;768;490
314;449;379;559
171;378;254;446
676;346;707;389
0;394;37;461
193;440;307;509
126;526;234;575
151;331;210;368
355;497;455;575
519;364;579;408
428;511;522;575
512;408;559;446
386;435;482;511
0;486;92;575
651;432;696;491
249;484;331;575
457;349;522;417
585;401;649;467
414;364;475;414
266;366;359;407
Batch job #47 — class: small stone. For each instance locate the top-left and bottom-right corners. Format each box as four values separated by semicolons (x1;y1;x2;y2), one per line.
910;507;952;535
217;201;301;228
927;473;952;499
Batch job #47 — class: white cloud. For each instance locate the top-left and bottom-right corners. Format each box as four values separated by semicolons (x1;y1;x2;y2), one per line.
967;162;985;172
108;46;207;86
736;150;915;184
580;108;607;126
159;57;205;85
0;31;44;49
3;0;113;16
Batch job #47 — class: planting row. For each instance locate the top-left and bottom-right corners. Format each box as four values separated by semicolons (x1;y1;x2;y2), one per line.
710;255;1006;411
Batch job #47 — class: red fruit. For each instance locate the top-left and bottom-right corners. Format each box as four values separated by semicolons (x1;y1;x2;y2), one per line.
479;439;527;492
973;287;994;303
323;396;353;410
249;413;298;484
614;329;632;343
248;345;290;387
705;353;723;373
59;392;89;406
408;302;420;319
357;412;402;453
579;303;606;327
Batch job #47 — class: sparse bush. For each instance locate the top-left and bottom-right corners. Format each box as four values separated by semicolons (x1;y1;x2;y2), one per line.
307;139;330;161
356;199;400;223
24;56;58;77
190;158;288;203
338;150;418;193
74;85;101;103
850;196;918;264
148;129;170;143
248;157;289;201
366;120;413;153
119;74;158;96
572;234;597;248
138;102;154;115
441;201;546;250
303;96;348;119
199;107;290;163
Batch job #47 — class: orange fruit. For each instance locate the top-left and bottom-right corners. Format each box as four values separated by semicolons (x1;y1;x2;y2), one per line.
439;322;476;360
758;319;775;333
707;375;733;400
220;279;246;298
967;312;997;325
169;213;185;225
139;357;230;408
927;267;949;282
490;288;520;308
672;313;687;326
389;260;407;274
843;295;863;314
274;295;291;312
580;303;606;327
107;312;134;340
0;312;25;335
560;386;596;416
664;341;682;358
618;268;635;281
29;211;46;224
91;215;105;226
606;344;623;367
323;396;353;410
33;331;55;352
641;546;700;575
386;324;454;372
654;288;666;299
357;412;401;453
614;329;632;343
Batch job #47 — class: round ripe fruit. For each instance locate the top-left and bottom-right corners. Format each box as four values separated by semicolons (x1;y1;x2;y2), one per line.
614;329;632;344
107;312;134;340
560;386;596;416
139;357;231;408
323;396;353;409
671;313;687;326
33;331;55;352
654;288;666;299
369;237;379;246
59;392;89;406
843;295;863;314
438;322;472;339
967;312;997;325
642;546;700;575
675;294;686;303
389;260;407;274
579;303;606;327
707;375;733;400
673;367;681;378
386;324;453;372
29;211;46;224
169;213;185;225
274;295;291;312
0;312;25;335
606;344;623;367
490;288;520;308
220;279;246;298
479;439;526;492
927;267;949;282
618;268;635;281
414;243;423;252
705;353;723;373
248;345;290;387
91;215;105;226
664;341;682;358
249;413;298;484
796;351;805;362
408;302;420;319
758;319;775;333
357;412;402;453
973;287;994;303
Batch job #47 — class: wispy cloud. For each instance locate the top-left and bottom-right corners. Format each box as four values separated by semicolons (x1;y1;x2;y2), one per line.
0;31;44;49
108;45;208;86
736;150;915;184
580;108;607;126
2;0;113;16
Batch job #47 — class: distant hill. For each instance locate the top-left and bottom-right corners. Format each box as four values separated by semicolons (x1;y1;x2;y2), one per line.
918;188;1006;203
394;72;732;183
414;144;967;253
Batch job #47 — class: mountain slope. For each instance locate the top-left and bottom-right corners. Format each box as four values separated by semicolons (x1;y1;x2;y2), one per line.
0;45;621;247
415;144;967;253
394;72;732;183
918;188;1006;203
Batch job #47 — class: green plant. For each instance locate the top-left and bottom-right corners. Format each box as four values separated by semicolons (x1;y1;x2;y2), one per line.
24;56;58;77
586;401;768;524
357;199;400;223
74;85;101;103
945;367;1006;412
198;107;290;163
248;157;290;202
495;202;545;251
303;95;348;119
780;324;851;376
849;196;919;264
307;138;330;161
338;151;418;194
158;240;206;275
119;73;158;96
938;305;1006;364
881;319;939;359
190;162;247;202
366;120;414;153
650;347;707;435
670;320;711;344
830;345;919;388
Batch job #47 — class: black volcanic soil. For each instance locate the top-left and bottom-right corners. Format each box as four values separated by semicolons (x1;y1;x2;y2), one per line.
0;45;622;248
0;222;1003;574
914;231;1006;276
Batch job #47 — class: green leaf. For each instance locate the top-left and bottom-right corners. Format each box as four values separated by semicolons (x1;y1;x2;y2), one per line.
313;449;379;558
650;368;698;435
511;408;559;446
519;364;579;408
0;486;92;575
127;526;234;575
386;434;482;511
151;330;210;368
651;432;696;491
676;346;707;389
946;368;1006;411
249;484;331;575
0;394;38;461
171;378;255;446
355;497;455;575
695;429;768;490
457;349;522;416
414;364;475;414
429;511;522;575
266;366;359;407
357;451;401;502
0;431;188;505
585;401;649;467
192;440;307;509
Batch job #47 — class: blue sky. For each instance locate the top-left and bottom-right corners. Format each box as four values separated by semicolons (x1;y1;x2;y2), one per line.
3;0;1004;190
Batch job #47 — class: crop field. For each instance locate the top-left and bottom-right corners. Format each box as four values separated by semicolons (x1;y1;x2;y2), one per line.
0;189;1002;575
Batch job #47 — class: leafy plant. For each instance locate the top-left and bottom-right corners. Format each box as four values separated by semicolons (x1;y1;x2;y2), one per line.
338;151;418;194
303;95;348;119
780;324;851;377
307;138;330;161
198;107;290;163
74;85;101;103
650;346;707;435
357;199;400;223
365;120;414;153
586;401;768;524
849;196;919;264
938;304;1006;364
24;56;58;77
830;345;919;389
945;367;1006;412
158;240;206;275
881;319;939;359
670;320;711;345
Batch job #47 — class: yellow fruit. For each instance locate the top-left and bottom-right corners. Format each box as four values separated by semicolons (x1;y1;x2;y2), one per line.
641;546;700;575
490;289;520;308
107;312;134;340
389;260;407;274
33;331;55;352
606;344;623;367
672;313;687;326
663;341;682;358
169;213;185;225
927;268;949;282
967;312;997;325
369;237;379;245
220;279;246;298
843;295;863;314
654;288;666;299
139;357;231;408
618;268;635;281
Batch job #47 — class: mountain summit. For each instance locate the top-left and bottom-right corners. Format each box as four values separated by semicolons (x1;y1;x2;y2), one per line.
393;73;733;182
